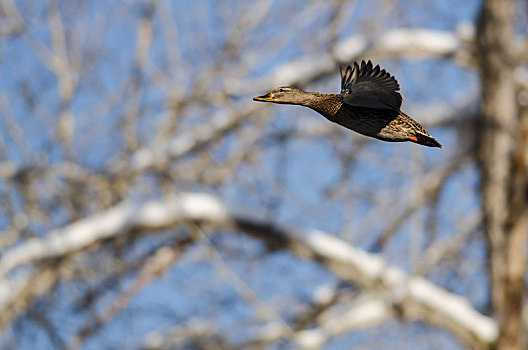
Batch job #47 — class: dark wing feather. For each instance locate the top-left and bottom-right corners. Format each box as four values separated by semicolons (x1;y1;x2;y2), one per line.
340;60;403;111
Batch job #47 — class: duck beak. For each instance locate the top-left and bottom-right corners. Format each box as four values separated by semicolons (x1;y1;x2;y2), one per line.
253;92;275;102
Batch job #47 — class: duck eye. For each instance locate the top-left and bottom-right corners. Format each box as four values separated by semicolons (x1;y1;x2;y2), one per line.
279;88;284;93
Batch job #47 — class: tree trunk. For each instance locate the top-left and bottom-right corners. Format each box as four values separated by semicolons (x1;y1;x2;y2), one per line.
476;0;528;349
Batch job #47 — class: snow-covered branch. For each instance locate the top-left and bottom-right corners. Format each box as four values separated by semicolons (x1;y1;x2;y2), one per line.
0;192;497;348
226;23;476;95
294;296;391;349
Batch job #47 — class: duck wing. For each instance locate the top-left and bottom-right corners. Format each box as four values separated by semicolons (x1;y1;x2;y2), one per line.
340;60;402;111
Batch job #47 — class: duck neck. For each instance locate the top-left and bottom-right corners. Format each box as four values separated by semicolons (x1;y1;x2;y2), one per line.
304;93;343;118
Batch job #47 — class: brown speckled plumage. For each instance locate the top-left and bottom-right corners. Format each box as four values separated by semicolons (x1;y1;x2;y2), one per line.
253;60;442;148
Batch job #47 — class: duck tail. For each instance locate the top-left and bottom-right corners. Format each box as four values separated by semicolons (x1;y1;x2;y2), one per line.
409;134;443;148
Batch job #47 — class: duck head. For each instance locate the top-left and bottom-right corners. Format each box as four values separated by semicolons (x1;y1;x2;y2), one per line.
253;87;310;105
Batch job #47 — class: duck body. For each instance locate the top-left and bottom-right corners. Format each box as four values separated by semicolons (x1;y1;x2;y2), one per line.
305;93;441;147
253;61;442;148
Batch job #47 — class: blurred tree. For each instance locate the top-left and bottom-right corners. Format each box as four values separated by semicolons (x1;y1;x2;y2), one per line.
0;0;526;349
476;0;528;349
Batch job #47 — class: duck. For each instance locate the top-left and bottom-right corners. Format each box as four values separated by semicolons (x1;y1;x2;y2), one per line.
253;60;442;148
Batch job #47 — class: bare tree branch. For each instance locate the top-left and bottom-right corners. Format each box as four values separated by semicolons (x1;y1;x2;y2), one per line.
0;192;498;348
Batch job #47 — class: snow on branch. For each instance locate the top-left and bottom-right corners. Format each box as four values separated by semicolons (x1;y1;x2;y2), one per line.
293;296;391;349
0;193;497;347
226;23;476;95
